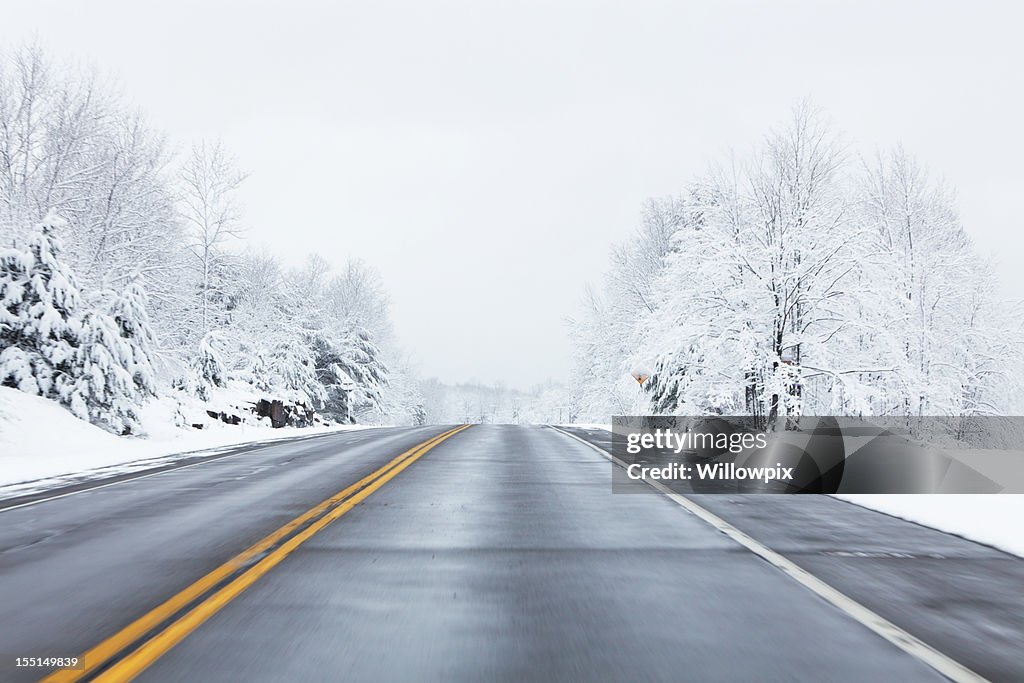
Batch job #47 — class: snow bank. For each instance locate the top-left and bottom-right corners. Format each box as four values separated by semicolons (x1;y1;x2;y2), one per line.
836;495;1024;558
0;386;372;490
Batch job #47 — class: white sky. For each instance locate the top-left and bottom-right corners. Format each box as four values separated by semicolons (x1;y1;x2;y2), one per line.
4;1;1022;388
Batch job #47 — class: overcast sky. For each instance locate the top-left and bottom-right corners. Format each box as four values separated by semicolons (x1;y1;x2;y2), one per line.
4;1;1022;388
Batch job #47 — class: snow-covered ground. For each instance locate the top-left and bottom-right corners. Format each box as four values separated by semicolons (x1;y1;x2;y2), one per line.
0;386;374;493
836;494;1024;558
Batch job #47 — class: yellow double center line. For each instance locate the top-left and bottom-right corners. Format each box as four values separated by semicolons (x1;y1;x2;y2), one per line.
43;425;471;683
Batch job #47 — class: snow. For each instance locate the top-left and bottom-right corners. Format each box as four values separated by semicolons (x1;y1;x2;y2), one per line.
0;386;373;494
836;495;1024;558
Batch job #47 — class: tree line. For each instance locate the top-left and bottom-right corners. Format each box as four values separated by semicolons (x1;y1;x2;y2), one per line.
0;45;413;432
570;103;1024;424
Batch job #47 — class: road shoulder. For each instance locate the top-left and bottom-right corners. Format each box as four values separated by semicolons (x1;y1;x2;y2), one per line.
558;425;1024;683
0;427;388;512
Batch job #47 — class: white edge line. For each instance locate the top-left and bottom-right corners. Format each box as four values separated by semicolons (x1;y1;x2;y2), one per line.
549;425;988;683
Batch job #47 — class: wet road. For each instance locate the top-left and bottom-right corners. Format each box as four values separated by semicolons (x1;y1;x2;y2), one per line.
0;425;1020;682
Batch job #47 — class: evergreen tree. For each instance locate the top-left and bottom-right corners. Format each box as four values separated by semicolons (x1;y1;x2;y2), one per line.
312;327;388;423
109;275;159;399
339;327;388;417
0;215;83;398
191;331;227;401
245;347;273;393
268;334;324;406
69;305;141;434
67;277;159;434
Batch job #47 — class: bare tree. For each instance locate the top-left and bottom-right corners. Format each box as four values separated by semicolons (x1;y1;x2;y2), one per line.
179;141;247;335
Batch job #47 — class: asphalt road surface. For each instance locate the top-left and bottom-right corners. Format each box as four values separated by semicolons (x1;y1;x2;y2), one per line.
1;425;1022;682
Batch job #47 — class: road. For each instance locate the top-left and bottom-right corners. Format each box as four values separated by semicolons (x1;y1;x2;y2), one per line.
0;424;1022;682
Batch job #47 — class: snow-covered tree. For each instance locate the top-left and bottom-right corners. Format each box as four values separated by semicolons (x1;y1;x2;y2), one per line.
416;379;570;424
568;195;692;421
68;274;159;433
0;46;418;433
379;352;425;426
268;334;324;406
70;307;139;433
180;141;246;337
312;327;388;423
240;347;273;393
849;147;1023;417
325;258;392;339
647;106;852;426
0;46;185;352
189;331;227;401
108;275;159;397
0;215;83;398
571;104;1023;422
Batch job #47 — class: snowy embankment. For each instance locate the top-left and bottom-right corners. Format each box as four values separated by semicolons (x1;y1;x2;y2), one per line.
835;495;1024;558
0;386;373;494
